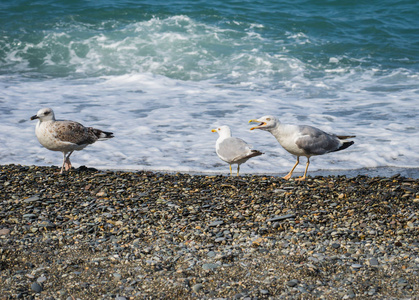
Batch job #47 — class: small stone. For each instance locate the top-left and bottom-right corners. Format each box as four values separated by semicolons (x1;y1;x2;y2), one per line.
0;228;10;236
331;243;340;249
267;214;296;222
351;264;362;269
346;289;356;298
202;263;220;271
24;196;40;203
368;288;377;296
38;220;55;228
260;289;269;295
37;276;47;283
23;214;37;219
113;273;122;280
192;283;203;293
368;257;379;266
115;297;127;300
31;282;43;293
395;241;402;247
209;220;224;227
397;278;408;287
286;279;299;287
207;251;216;258
96;191;107;197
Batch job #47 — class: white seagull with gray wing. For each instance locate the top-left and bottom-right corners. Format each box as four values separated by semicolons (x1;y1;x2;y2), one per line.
31;108;114;173
212;125;263;176
249;116;355;181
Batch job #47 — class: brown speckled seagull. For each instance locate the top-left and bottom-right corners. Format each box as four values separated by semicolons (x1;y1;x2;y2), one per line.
31;108;114;173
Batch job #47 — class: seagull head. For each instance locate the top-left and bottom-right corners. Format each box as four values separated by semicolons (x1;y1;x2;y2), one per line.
249;115;279;131
211;125;232;138
31;108;55;122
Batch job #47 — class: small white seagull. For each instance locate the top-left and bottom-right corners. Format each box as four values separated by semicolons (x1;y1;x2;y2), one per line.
249;115;355;181
31;108;114;173
212;125;263;176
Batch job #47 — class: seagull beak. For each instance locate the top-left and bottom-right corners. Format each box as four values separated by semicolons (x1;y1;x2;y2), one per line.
211;129;217;132
248;119;266;130
30;115;39;120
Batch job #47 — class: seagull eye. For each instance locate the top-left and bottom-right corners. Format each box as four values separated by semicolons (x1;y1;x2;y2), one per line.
266;118;271;121
44;111;50;115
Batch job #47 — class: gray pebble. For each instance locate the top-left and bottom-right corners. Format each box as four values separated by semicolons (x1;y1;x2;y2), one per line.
31;282;42;293
23;214;37;219
267;214;296;222
23;196;40;203
286;279;299;287
202;263;220;271
346;289;356;298
260;289;269;295
397;278;408;287
331;243;340;249
368;288;377;295
207;251;216;258
37;276;47;283
192;283;203;293
368;257;379;266
209;220;224;227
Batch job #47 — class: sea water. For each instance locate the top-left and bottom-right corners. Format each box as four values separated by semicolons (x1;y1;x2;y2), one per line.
0;0;418;176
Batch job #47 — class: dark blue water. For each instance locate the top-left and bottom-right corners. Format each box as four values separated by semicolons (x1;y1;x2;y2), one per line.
1;0;418;78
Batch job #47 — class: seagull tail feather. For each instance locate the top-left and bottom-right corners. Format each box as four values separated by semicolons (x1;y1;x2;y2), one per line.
248;150;264;158
91;128;114;140
333;141;354;152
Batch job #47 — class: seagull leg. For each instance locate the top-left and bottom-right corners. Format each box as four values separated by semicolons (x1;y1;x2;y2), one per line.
229;164;232;176
237;165;240;177
295;157;310;181
64;151;74;171
60;152;67;174
283;157;299;180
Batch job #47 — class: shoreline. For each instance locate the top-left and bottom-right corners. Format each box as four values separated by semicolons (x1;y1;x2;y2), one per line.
4;163;419;179
1;164;418;299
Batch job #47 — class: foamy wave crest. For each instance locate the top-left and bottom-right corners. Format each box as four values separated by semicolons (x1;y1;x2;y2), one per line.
1;15;305;84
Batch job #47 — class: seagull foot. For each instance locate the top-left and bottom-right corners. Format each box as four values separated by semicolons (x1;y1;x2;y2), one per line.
64;161;72;171
294;176;306;181
282;174;292;180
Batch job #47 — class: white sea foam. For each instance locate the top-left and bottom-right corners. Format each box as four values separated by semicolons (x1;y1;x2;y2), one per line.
0;15;418;175
1;66;418;175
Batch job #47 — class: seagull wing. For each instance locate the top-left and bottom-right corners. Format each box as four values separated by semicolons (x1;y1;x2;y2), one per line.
218;137;253;163
295;125;341;155
52;121;98;145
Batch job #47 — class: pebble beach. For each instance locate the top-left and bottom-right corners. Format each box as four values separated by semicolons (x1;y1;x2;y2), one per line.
1;164;418;299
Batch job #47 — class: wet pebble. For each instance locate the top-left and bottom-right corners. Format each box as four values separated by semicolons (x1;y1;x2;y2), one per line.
202;263;220;271
0;165;418;299
286;279;299;287
192;283;203;293
31;282;42;293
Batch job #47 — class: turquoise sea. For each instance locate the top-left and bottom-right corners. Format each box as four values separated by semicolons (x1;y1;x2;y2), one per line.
1;0;418;176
